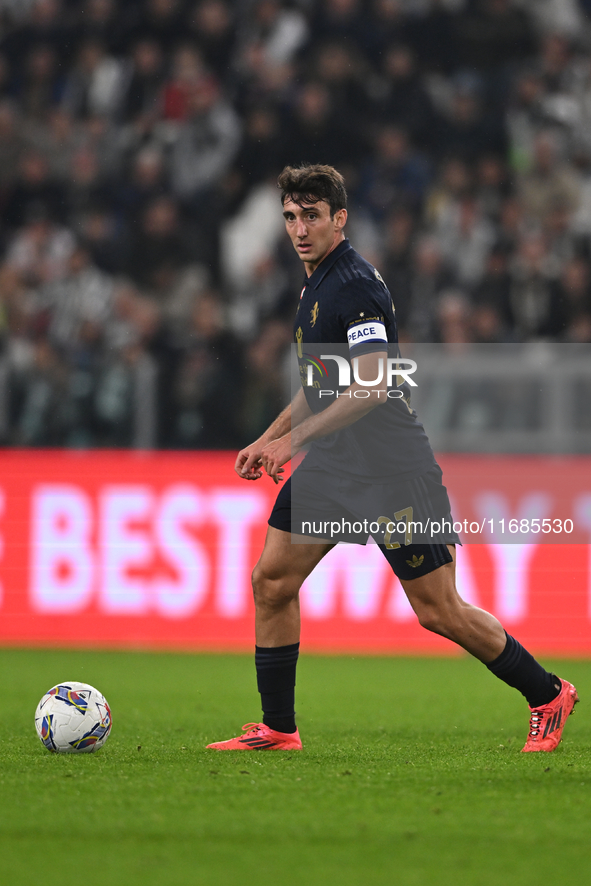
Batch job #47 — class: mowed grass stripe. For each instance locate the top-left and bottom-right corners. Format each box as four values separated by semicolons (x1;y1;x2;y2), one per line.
0;650;589;886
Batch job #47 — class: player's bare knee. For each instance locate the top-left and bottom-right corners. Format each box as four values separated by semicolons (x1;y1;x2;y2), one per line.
251;561;265;593
416;607;447;635
414;598;458;637
251;563;271;604
254;583;298;613
252;564;298;610
418;596;475;640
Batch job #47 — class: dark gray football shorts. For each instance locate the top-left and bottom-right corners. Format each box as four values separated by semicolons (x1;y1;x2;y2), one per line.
268;462;460;581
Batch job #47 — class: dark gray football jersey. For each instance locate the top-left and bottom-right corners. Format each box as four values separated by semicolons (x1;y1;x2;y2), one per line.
294;239;435;480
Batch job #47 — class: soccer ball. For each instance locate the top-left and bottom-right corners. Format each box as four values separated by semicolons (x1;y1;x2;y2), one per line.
34;682;112;754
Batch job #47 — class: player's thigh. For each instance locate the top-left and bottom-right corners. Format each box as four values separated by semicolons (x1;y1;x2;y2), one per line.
379;542;463;614
254;525;334;586
398;545;462;615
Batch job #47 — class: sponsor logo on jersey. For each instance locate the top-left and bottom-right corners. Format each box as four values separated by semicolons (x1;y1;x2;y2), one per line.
296;326;303;357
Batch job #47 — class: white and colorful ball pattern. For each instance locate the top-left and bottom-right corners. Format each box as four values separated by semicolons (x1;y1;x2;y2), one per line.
34;682;112;753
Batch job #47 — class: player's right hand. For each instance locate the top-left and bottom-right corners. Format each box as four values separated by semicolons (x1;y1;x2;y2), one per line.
235;445;264;480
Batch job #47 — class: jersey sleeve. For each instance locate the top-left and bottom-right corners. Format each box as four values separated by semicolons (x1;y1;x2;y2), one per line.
337;278;393;355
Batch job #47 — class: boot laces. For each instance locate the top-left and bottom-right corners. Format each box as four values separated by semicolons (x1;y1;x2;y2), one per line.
527;709;545;740
241;722;264;735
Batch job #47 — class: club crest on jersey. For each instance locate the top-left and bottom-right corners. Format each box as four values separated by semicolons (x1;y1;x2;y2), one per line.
310;301;319;327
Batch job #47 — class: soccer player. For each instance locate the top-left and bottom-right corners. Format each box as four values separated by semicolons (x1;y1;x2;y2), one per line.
207;164;578;753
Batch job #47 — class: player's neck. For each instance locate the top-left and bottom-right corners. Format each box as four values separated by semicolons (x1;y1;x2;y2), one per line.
304;233;346;277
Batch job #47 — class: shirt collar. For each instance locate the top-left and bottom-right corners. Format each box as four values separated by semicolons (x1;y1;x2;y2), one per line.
305;238;352;290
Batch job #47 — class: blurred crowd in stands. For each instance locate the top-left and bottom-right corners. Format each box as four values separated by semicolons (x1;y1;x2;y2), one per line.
0;0;591;448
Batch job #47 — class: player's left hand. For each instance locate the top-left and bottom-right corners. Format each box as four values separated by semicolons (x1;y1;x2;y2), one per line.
260;435;294;484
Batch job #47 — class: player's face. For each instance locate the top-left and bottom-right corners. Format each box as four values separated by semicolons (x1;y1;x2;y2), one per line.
282;198;347;275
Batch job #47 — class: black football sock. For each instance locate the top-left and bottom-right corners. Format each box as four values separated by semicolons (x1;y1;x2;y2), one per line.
486;632;561;708
255;642;299;734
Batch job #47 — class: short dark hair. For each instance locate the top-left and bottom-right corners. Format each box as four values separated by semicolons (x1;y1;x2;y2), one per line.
277;164;347;217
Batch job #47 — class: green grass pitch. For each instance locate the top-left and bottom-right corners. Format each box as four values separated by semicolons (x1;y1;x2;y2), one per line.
0;649;589;886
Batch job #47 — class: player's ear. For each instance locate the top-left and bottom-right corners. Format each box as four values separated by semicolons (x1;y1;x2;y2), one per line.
334;208;347;231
